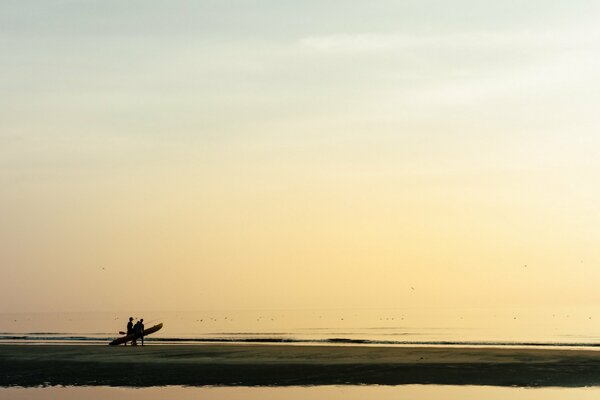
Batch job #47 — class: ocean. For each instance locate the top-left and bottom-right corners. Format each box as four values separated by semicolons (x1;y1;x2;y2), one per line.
2;306;600;348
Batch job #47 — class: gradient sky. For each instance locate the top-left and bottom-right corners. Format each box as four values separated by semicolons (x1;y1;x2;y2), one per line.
2;1;600;312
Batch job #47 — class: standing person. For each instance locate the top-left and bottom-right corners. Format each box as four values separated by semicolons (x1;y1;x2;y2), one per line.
125;317;134;346
135;318;145;346
127;317;135;335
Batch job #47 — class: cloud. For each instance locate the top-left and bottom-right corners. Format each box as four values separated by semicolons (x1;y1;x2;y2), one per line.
294;25;600;109
298;28;600;53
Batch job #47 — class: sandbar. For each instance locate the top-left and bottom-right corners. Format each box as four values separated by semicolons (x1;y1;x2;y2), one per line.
2;344;600;387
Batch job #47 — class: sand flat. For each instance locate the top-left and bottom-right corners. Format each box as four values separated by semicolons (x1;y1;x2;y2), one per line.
2;344;600;387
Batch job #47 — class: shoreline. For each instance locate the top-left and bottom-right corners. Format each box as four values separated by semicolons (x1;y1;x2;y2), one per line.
3;336;600;350
3;344;600;387
4;337;600;345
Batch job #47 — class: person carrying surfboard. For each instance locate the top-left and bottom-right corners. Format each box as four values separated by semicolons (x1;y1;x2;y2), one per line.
124;317;134;346
109;322;162;345
134;319;145;346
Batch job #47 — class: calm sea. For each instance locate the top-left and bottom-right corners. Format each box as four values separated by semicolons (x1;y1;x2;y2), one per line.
2;306;600;347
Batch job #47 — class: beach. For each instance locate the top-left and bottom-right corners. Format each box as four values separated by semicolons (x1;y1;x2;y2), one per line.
3;344;600;387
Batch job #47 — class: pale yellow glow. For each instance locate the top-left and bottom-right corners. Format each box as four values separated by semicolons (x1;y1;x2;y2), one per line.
1;1;600;312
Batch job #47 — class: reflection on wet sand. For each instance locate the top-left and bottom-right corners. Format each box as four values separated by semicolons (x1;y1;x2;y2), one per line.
3;385;600;400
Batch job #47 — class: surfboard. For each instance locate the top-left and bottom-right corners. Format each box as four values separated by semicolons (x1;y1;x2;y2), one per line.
109;323;163;346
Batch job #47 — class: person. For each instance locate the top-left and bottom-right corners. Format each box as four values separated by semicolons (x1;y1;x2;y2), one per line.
134;318;145;346
127;317;134;334
125;317;134;346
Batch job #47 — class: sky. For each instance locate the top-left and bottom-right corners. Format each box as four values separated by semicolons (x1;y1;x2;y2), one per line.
1;1;600;312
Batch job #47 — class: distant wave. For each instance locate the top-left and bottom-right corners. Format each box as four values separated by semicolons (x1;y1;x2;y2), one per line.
0;332;71;335
0;335;112;341
148;338;600;347
1;334;600;348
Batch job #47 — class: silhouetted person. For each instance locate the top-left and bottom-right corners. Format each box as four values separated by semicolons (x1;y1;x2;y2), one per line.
127;317;134;334
125;317;134;346
134;319;145;346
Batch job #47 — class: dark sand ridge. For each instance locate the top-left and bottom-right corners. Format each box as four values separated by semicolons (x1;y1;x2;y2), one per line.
2;344;600;387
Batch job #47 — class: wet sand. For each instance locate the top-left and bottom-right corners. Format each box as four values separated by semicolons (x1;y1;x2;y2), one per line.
2;344;600;387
